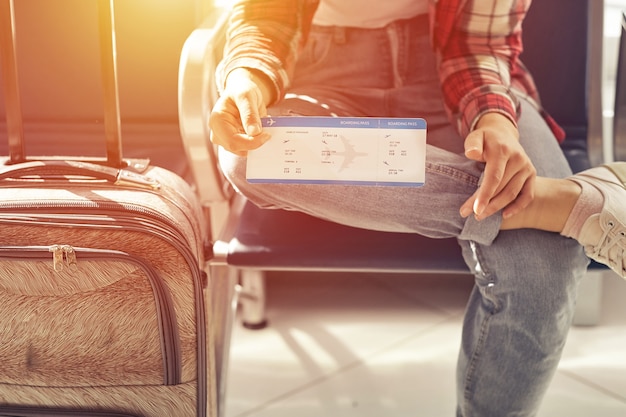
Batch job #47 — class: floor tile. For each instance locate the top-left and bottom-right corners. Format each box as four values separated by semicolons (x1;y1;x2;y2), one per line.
538;371;626;417
557;275;626;402
225;272;626;417
225;273;454;417
227;313;462;417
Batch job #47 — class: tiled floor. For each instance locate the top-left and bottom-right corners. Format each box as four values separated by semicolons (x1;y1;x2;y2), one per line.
222;3;626;417
223;272;626;417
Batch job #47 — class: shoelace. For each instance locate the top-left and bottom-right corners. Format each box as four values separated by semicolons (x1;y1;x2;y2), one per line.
588;220;626;275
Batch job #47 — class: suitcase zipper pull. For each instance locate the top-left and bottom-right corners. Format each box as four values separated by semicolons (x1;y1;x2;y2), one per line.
62;245;78;271
49;245;64;272
49;244;78;272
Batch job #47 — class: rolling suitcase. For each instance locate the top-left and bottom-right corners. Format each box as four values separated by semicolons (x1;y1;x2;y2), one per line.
0;0;216;416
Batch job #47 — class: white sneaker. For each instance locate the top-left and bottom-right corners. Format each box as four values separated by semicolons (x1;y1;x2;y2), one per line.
570;163;626;279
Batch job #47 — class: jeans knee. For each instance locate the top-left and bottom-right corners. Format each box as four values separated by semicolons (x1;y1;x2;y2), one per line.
461;230;588;316
218;149;247;191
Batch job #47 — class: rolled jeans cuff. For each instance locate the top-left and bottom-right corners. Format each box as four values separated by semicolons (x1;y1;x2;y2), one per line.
459;212;502;246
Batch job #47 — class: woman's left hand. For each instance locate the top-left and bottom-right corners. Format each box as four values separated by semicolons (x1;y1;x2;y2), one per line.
459;112;537;221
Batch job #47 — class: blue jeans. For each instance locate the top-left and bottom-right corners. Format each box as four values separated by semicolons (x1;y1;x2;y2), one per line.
218;14;588;417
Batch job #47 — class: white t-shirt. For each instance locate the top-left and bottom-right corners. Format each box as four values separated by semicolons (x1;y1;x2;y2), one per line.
312;0;428;28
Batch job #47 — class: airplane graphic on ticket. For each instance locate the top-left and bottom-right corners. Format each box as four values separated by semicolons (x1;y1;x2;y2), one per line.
246;116;426;186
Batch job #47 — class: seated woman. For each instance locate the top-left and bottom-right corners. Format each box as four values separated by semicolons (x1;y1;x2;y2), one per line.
209;0;625;416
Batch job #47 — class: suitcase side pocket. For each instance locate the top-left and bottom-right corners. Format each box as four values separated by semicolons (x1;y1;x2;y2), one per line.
0;246;181;387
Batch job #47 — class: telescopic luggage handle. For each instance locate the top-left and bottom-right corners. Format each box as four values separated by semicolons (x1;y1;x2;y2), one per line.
0;0;25;164
0;0;125;168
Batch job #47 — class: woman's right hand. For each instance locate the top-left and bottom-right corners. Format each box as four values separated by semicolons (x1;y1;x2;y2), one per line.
209;68;273;156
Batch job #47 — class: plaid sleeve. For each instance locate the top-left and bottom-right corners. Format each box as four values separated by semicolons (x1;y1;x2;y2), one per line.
434;0;531;138
216;0;319;105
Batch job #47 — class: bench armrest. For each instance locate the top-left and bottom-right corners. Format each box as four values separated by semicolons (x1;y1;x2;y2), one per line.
178;7;232;239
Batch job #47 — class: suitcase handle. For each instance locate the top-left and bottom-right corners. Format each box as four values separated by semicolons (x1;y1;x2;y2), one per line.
0;0;124;167
0;160;161;189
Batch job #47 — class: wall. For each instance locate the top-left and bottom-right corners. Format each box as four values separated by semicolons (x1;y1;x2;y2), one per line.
0;0;205;172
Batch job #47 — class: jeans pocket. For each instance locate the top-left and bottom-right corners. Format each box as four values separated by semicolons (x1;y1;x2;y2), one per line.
297;30;334;70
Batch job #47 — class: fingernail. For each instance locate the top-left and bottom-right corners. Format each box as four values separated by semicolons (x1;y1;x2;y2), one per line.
465;147;480;157
473;199;483;215
460;206;472;218
247;124;261;136
502;210;514;220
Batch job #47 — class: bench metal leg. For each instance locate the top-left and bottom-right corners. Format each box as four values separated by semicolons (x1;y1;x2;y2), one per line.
207;264;240;417
239;269;269;329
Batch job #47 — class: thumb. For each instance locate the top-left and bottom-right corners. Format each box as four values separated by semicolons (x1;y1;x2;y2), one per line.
236;96;264;137
464;129;485;162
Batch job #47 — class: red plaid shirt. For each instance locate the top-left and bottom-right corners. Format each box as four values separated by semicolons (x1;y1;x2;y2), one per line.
217;0;565;141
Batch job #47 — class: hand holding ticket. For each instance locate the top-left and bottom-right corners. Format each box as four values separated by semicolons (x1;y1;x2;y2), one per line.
246;117;427;186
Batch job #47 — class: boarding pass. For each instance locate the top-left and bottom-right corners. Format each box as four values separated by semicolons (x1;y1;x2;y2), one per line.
246;116;426;186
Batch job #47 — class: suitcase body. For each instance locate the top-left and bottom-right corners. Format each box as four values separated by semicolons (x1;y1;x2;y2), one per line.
0;163;215;417
0;1;216;416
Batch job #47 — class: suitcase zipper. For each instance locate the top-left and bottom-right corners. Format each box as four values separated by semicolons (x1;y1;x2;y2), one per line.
0;203;204;290
0;405;141;416
0;245;181;386
0;185;204;252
